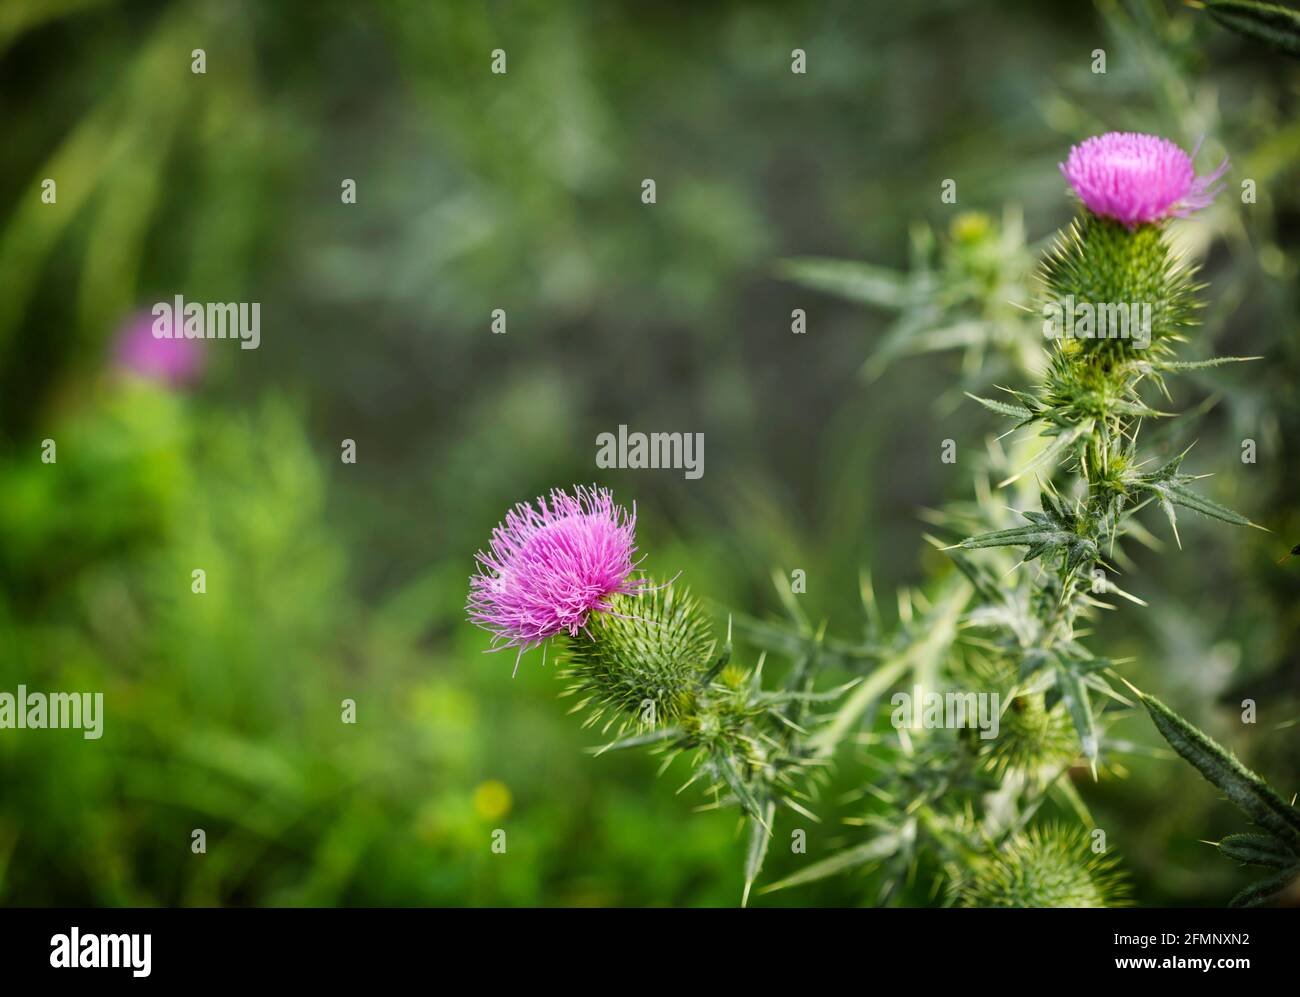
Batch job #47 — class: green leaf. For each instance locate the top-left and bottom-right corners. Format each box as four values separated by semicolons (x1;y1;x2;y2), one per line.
759;824;910;893
778;257;913;309
771;567;810;630
810;655;910;757
998;419;1092;488
1219;833;1299;869
731;613;881;671
1130;448;1262;542
741;800;776;908
953;499;1097;572
590;727;681;755
1163;482;1257;528
714;753;768;827
1151;356;1263;371
1139;691;1300;848
965;392;1033;421
811;580;968;755
943;544;1014;609
1061;652;1118;677
1205;1;1300;59
1057;667;1099;766
1229;866;1300;908
699;623;733;687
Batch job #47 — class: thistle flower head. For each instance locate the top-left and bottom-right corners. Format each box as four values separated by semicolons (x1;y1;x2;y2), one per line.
468;485;643;662
1060;132;1227;226
970;657;1076;780
959;824;1131;908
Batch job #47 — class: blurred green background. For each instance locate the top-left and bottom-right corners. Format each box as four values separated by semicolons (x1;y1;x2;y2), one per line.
1;0;1297;906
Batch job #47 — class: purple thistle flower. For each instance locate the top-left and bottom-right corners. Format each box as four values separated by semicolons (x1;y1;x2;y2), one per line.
113;310;206;388
468;485;645;671
1060;132;1228;226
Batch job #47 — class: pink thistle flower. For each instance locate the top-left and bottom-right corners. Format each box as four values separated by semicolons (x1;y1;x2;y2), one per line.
113;310;206;388
1059;132;1228;226
468;485;645;671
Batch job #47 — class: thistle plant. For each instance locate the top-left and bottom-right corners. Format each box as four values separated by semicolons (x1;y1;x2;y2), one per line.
467;484;842;904
957;131;1249;771
466;133;1291;908
759;128;1279;909
752;130;1280;907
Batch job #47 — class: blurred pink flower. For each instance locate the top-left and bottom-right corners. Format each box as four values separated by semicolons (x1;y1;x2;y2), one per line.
113;310;205;388
1060;132;1228;226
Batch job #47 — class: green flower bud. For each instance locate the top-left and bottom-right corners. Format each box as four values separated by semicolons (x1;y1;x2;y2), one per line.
558;584;713;733
959;824;1131;908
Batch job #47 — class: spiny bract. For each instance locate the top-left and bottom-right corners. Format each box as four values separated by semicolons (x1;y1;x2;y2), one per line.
1039;211;1200;365
558;584;713;733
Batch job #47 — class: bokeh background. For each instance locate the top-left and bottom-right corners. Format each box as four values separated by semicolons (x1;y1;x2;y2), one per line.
1;0;1297;906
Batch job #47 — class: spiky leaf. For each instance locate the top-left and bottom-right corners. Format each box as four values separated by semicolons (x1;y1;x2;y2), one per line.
1139;691;1300;849
741;799;776;907
1229;866;1300;908
1057;667;1099;766
760;825;911;893
779;257;913;308
999;420;1092;487
965;391;1034;421
1219;833;1299;869
953;498;1097;572
1206;0;1300;59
